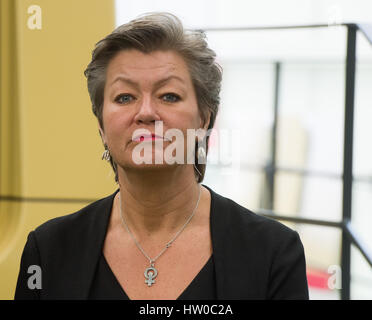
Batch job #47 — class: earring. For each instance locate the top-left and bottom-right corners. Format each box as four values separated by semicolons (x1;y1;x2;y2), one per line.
102;149;111;161
197;146;207;164
194;145;206;178
193;164;202;177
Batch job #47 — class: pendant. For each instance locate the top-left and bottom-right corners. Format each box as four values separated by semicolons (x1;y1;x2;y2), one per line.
144;263;158;287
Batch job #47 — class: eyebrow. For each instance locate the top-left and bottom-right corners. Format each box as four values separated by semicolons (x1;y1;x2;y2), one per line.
109;75;187;90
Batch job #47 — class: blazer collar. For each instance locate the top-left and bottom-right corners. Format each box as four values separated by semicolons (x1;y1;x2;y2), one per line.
77;184;230;300
203;184;229;299
71;189;118;299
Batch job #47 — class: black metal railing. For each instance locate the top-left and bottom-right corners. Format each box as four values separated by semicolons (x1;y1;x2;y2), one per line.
204;23;372;300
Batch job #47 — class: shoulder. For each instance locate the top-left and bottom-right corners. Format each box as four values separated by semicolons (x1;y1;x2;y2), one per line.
32;191;117;245
205;184;308;299
206;184;300;249
229;195;296;238
208;184;296;233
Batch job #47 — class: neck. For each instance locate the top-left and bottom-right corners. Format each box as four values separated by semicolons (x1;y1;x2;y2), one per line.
116;165;202;240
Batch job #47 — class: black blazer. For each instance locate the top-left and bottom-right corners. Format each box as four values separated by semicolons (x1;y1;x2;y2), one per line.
14;184;309;300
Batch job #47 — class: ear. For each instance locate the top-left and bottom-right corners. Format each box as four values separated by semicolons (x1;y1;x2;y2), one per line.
201;111;211;131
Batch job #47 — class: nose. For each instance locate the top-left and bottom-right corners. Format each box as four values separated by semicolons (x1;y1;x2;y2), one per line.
134;95;161;124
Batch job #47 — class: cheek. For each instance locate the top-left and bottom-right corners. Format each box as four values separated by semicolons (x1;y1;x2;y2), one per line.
174;101;200;128
186;110;202;132
102;107;129;144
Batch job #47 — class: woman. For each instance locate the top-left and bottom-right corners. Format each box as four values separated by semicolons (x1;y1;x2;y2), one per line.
14;12;308;300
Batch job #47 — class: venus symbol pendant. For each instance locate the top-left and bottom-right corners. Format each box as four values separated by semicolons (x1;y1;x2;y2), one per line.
144;264;158;286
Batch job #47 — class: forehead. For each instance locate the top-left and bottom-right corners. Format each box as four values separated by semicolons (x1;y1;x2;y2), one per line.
106;49;191;83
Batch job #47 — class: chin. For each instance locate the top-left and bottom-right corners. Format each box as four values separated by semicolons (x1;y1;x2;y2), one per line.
120;161;180;172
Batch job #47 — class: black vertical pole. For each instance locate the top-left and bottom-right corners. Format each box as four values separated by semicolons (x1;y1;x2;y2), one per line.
341;24;357;300
267;62;281;210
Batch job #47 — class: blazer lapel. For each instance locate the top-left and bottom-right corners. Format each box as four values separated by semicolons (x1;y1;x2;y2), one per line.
69;190;118;299
204;184;254;300
73;185;232;300
68;185;240;299
203;184;230;299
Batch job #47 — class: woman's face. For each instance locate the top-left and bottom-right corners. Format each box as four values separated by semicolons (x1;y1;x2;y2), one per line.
100;49;209;172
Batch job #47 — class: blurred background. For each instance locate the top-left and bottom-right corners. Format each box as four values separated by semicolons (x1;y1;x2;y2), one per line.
0;0;371;300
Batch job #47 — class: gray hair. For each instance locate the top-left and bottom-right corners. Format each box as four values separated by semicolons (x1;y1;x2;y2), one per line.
84;12;222;183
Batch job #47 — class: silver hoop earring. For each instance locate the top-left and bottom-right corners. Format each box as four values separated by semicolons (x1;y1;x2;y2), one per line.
194;145;206;178
102;149;111;161
197;146;207;164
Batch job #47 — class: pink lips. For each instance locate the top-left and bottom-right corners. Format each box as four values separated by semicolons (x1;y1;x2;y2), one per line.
133;134;169;142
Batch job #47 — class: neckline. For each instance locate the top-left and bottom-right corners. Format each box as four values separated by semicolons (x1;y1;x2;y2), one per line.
99;183;215;300
100;252;214;300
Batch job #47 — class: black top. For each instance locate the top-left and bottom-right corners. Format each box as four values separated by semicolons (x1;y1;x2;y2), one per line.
15;184;309;300
88;253;216;300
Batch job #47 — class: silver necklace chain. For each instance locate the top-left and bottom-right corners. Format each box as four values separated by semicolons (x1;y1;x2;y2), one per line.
118;184;202;286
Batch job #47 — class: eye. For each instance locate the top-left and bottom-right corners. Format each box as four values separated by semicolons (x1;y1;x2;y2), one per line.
161;93;181;103
115;94;134;105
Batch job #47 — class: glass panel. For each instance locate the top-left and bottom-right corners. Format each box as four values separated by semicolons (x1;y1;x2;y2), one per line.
351;245;372;299
204;27;348;222
203;60;274;208
273;173;343;222
204;166;264;211
350;31;372;300
295;224;342;300
207;27;346;63
351;181;372;265
278;62;345;176
354;32;372;179
217;61;274;167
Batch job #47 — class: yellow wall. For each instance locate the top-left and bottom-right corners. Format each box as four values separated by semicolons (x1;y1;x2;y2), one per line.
0;0;115;299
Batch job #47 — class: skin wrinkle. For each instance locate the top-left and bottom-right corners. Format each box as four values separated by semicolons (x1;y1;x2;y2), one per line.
99;49;211;240
109;75;188;97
